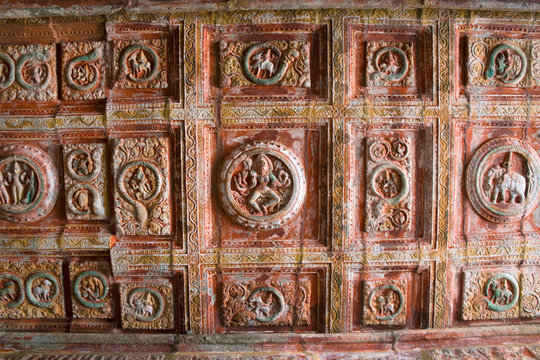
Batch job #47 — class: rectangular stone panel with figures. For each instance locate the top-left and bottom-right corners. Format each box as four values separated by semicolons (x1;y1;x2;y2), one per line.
203;266;326;333
347;122;434;248
201;122;329;250
203;23;328;102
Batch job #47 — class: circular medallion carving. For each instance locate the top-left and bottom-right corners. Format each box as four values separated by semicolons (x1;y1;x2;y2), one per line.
247;286;287;323
74;270;109;309
16;51;51;91
127;287;164;322
484;44;527;84
466;138;540;223
242;42;299;86
370;46;409;83
0;145;58;223
219;141;306;230
66;48;101;91
368;284;405;321
0;52;15;90
483;273;519;312
368;163;409;206
66;147;101;182
25;271;60;308
0;273;25;309
120;44;159;83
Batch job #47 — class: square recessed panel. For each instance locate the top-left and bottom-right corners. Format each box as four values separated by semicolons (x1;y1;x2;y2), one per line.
202;122;329;250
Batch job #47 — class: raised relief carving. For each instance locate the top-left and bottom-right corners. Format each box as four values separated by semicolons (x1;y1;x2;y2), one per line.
220;41;310;88
521;271;540;319
462;270;520;320
120;282;173;330
468;38;529;87
219;141;306;230
0;261;64;319
0;145;58;223
62;42;105;100
532;40;540;86
366;42;415;87
70;262;113;319
0;44;56;101
466;138;540;223
363;280;407;326
64;144;106;220
365;137;411;232
222;281;310;327
113;138;171;235
113;40;168;89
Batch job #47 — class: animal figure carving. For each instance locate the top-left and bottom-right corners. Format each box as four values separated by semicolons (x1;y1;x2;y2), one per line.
486;158;527;204
489;280;514;305
0;280;17;303
33;279;52;302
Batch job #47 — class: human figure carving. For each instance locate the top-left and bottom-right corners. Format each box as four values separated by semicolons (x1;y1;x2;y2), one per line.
251;48;276;78
489;279;514;305
0;172;10;204
486;153;526;204
8;162;26;205
128;50;151;79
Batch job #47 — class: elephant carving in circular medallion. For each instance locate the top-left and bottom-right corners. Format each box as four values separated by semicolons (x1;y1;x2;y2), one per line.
368;284;405;321
219;141;306;230
0;145;58;223
466;138;540;223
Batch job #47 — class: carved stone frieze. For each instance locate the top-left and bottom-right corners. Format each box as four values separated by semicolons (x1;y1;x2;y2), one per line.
466;138;540;223
467;37;529;87
0;144;58;223
0;260;64;319
220;40;310;88
365;137;412;232
120;281;173;330
61;41;105;100
0;44;56;102
63;143;107;221
218;141;306;230
363;279;407;325
366;41;415;88
69;261;114;319
113;137;171;236
222;281;310;327
520;271;540;319
113;40;168;90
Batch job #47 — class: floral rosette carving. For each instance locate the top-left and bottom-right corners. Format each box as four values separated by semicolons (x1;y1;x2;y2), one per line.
219;141;306;230
61;41;105;100
462;270;520;320
220;40;310;88
222;281;310;327
365;137;412;232
64;143;107;220
113;137;171;235
0;261;64;319
366;42;415;87
363;279;407;326
466;138;540;223
467;37;528;87
113;39;168;89
120;282;173;330
0;44;56;102
0;145;58;223
520;272;540;319
70;262;113;319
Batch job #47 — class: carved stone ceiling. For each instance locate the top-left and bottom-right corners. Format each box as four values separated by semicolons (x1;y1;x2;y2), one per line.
0;1;539;359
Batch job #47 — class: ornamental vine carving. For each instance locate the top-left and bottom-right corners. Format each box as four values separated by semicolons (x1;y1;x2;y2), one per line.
0;44;56;101
468;37;529;87
61;41;105;100
113;40;168;89
113;137;171;235
365;137;412;232
69;261;113;319
0;145;58;223
220;40;310;88
222;281;310;327
219;141;306;230
363;279;407;326
0;260;64;319
63;143;107;220
120;282;173;330
466;138;540;223
366;42;415;87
